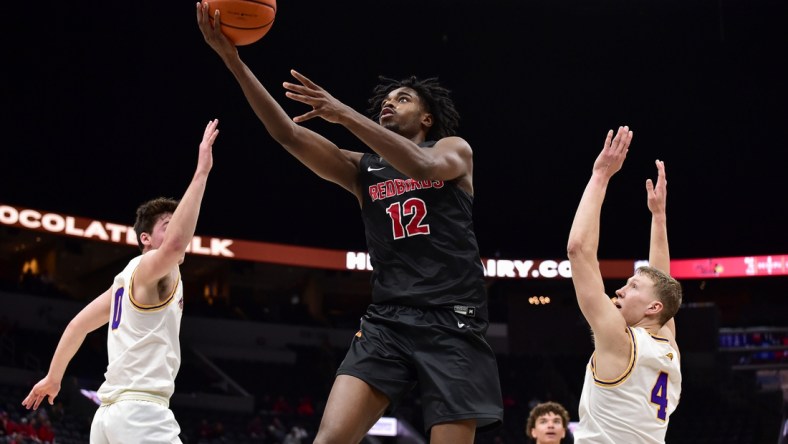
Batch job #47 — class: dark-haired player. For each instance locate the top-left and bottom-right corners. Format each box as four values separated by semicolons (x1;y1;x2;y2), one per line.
525;401;571;444
197;4;503;443
22;119;220;443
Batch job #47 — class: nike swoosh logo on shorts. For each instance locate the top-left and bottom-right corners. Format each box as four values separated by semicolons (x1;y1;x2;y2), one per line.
458;321;465;328
367;166;385;172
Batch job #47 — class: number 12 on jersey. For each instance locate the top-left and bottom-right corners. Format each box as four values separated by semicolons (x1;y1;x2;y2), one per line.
386;198;431;239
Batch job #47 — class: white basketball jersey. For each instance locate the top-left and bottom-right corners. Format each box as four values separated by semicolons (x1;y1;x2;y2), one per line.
575;326;681;444
97;255;184;404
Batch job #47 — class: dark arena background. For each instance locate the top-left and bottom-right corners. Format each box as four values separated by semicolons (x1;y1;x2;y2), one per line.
2;0;787;443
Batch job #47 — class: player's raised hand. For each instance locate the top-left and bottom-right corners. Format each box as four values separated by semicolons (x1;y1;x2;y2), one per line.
592;126;633;179
22;375;61;410
646;159;667;216
196;2;238;60
284;70;352;124
197;119;219;175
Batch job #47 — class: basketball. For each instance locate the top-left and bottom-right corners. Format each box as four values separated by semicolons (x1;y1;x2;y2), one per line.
202;0;277;46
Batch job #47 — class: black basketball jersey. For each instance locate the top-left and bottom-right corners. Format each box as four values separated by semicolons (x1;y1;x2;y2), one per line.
358;142;488;318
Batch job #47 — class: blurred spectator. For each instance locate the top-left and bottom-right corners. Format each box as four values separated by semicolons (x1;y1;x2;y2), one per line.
37;419;55;443
296;395;314;417
0;410;9;438
272;395;292;415
15;417;37;440
267;417;286;442
198;418;213;440
247;415;265;440
283;425;308;444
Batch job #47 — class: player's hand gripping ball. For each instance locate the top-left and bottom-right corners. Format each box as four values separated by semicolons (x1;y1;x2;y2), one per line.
202;0;276;46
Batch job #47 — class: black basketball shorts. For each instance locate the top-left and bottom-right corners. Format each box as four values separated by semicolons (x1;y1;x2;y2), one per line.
336;304;504;432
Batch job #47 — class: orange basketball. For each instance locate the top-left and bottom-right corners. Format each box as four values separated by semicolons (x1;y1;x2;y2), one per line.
202;0;277;46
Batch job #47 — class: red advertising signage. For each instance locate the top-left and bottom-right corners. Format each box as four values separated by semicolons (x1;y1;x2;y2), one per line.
1;204;783;280
670;256;788;279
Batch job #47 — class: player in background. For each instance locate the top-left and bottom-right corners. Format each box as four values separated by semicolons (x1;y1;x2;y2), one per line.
525;401;572;444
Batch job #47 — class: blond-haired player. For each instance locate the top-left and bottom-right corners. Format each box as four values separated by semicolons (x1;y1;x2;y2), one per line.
567;126;682;443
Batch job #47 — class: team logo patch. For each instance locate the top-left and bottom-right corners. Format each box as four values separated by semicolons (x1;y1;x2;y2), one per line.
453;305;476;317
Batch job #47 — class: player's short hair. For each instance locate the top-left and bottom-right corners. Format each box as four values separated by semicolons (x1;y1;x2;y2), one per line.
133;197;179;252
525;401;570;441
367;75;460;141
636;266;683;325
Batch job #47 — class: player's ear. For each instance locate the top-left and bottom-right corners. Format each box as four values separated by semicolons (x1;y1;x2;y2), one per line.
139;232;152;249
421;112;433;129
646;300;664;316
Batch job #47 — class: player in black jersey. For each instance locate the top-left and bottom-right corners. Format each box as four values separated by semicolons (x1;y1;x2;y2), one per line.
198;5;503;443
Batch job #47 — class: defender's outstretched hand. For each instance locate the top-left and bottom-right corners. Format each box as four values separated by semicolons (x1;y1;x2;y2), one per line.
592;126;633;179
646;159;667;216
197;119;219;175
22;375;60;410
284;70;352;124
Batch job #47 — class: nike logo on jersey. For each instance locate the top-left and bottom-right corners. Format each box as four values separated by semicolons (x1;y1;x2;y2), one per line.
367;166;385;172
666;352;674;361
457;321;465;328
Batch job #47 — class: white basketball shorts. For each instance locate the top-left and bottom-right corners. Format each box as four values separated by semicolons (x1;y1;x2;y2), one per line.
90;397;181;444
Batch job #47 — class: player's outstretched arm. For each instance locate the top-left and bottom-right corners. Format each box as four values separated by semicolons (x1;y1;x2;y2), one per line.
196;3;361;197
22;288;112;410
133;120;217;303
567;127;633;350
647;159;669;273
647;159;677;338
285;70;471;184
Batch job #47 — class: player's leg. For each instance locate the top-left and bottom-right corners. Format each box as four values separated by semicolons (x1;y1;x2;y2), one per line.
430;419;477;444
417;309;504;438
89;405;110;444
103;400;182;444
316;305;415;443
313;374;390;444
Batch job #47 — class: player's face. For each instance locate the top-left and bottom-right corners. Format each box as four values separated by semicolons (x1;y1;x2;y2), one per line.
378;87;431;138
530;412;566;443
614;273;657;325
